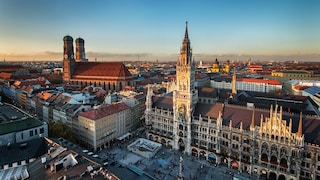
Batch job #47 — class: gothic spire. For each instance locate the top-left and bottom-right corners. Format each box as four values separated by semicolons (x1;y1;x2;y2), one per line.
297;111;303;137
179;21;192;66
184;21;189;40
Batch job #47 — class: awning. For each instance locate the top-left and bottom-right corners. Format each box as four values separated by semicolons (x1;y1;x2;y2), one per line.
208;154;216;159
117;132;132;141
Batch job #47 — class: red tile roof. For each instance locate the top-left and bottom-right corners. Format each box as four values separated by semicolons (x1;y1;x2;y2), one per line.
238;78;281;85
0;72;12;79
79;102;130;120
13;80;48;88
152;95;173;110
73;62;132;78
222;104;269;129
198;87;218;98
0;65;24;73
194;103;224;118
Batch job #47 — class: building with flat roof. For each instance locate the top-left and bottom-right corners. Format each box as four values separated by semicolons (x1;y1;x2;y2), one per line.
0;103;48;146
25;137;119;180
0;137;47;170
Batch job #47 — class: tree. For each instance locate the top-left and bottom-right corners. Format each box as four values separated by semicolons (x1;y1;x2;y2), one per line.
48;120;77;143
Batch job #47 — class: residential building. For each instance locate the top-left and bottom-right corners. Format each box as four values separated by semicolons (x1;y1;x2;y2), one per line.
77;102;130;151
0;103;48;146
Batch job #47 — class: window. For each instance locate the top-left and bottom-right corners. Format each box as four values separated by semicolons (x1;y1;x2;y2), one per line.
29;130;33;137
40;128;44;134
35;129;38;135
21;133;24;139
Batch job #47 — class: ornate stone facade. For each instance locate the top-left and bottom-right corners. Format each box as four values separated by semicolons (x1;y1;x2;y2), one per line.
145;23;320;180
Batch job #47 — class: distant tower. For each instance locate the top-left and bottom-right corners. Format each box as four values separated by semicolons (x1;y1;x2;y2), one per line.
231;67;237;94
212;58;220;73
63;35;75;82
173;22;198;155
75;38;86;62
225;60;230;73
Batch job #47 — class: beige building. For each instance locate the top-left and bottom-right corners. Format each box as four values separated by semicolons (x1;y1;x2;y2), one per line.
78;102;130;151
145;23;320;180
272;70;312;79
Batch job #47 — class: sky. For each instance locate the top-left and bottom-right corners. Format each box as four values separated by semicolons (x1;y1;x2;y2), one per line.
0;0;319;62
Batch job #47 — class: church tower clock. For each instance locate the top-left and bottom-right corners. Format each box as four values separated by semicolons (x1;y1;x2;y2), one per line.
173;22;198;155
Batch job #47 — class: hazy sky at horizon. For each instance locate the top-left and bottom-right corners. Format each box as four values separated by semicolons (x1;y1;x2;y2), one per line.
0;0;319;61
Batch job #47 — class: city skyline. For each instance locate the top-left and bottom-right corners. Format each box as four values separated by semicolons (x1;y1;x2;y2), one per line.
0;0;319;62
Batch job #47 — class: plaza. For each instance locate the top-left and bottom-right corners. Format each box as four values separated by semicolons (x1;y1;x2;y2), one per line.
91;136;252;180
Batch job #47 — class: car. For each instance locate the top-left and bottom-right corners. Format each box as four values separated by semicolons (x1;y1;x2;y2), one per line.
87;152;94;156
82;149;89;153
92;154;99;158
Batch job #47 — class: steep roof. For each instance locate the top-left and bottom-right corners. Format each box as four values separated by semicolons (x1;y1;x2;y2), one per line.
73;62;132;78
198;87;218;98
79;102;129;120
222;104;268;129
194;103;223;119
0;72;12;79
152;94;173;110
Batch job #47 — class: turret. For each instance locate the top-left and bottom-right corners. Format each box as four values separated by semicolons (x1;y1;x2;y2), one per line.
75;38;86;62
297;112;303;137
250;107;255;131
231;67;237;94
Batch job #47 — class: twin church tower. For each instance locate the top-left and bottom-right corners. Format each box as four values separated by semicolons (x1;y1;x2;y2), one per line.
62;36;88;81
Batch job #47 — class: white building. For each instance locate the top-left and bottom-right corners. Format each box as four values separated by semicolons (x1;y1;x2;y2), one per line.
210;77;282;93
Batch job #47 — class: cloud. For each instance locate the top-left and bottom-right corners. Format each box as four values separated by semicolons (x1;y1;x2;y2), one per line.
86;51;151;58
2;50;320;62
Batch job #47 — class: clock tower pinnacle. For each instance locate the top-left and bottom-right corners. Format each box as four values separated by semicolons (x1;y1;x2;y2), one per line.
173;22;198;155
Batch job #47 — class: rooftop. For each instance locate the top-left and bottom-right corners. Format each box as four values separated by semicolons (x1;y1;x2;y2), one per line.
273;70;311;74
27;138;119;180
79;102;130;120
237;78;281;85
0;137;47;167
152;94;173;111
304;86;320;96
73;62;132;78
0;103;44;135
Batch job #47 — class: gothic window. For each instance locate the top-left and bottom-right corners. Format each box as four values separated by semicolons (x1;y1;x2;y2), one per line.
119;82;123;90
179;131;183;137
280;147;287;156
261;142;268;153
271;144;278;154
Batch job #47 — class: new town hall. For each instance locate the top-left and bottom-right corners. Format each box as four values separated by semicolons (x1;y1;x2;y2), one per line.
145;23;320;180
